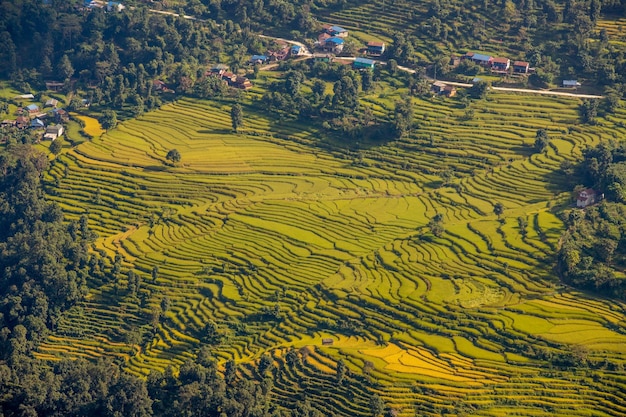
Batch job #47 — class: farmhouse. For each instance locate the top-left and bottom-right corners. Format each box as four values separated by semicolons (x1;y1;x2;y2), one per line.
366;41;385;56
317;32;331;44
44;124;64;141
321;338;334;346
353;57;375;70
324;25;348;37
323;37;345;53
45;98;59;108
491;57;510;71
577;189;598;208
513;61;530;74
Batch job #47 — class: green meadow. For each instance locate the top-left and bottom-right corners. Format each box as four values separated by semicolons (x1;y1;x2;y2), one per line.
39;82;626;416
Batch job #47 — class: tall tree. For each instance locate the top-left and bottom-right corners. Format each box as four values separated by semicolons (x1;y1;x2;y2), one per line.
231;103;244;132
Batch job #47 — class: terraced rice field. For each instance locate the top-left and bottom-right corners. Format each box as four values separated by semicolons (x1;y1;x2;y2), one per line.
39;90;626;416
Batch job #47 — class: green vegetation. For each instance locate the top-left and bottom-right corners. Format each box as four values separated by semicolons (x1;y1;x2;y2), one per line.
2;0;626;415
24;84;626;415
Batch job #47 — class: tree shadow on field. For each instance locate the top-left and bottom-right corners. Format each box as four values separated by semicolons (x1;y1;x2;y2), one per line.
143;165;168;172
198;128;232;135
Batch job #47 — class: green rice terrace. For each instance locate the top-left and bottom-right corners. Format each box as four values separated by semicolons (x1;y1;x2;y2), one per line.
40;85;626;416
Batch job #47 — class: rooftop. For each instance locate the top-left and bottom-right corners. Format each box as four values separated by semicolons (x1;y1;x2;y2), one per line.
325;37;345;45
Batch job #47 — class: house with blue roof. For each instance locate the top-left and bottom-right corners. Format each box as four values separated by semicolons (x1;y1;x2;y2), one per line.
465;51;492;66
26;104;40;114
353;57;376;70
323;37;344;53
250;55;268;64
291;45;303;56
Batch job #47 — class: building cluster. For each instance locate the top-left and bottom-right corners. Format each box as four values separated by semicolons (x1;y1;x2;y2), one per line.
463;52;530;74
1;94;68;141
207;65;253;90
314;24;386;58
248;41;307;65
81;0;125;11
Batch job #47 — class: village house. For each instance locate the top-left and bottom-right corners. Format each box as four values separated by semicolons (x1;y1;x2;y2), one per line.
353;57;375;70
464;52;492;66
291;45;304;56
366;41;385;56
45;81;64;92
317;32;332;45
209;64;228;76
432;81;457;97
249;55;268;65
52;108;70;123
16;116;29;129
31;118;45;129
233;76;253;90
322;37;345;54
26;104;40;115
324;25;348;37
491;57;510;71
45;98;59;108
44;124;64;141
512;61;530;74
1;119;16;128
577;188;598;208
220;72;237;84
267;46;290;61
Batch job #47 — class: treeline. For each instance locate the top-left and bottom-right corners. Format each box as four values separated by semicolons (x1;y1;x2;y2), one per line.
0;0;286;114
558;142;626;299
0;347;325;417
0;144;101;363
